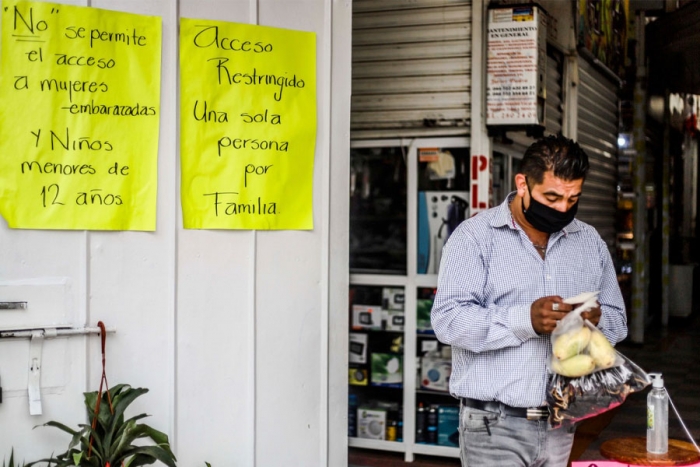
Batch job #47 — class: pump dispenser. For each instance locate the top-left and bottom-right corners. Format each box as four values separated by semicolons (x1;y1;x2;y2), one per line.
647;373;668;454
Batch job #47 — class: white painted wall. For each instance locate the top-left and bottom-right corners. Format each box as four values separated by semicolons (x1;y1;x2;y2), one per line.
0;1;351;466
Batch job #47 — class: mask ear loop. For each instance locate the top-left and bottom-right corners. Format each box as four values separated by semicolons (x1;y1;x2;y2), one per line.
522;176;533;212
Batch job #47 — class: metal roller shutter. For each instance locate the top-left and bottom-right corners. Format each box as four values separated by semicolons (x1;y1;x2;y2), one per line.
351;0;472;139
545;46;564;136
576;57;619;250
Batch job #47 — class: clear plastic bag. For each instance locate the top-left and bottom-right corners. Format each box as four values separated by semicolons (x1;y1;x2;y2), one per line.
547;291;650;428
547;351;651;428
549;291;624;377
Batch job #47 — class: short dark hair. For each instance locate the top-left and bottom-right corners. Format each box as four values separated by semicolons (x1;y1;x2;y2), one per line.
519;135;589;187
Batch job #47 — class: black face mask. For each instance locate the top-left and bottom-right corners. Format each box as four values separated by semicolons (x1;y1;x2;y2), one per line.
522;184;578;233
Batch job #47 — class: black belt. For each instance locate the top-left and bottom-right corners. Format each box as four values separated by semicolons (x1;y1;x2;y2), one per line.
461;397;549;421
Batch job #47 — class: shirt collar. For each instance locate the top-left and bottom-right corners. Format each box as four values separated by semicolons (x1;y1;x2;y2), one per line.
490;192;517;229
490;191;582;234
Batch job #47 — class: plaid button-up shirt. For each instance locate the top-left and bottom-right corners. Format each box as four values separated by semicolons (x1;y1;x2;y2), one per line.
431;193;627;407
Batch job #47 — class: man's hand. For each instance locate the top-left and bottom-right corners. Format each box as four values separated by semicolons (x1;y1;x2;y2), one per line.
531;296;573;335
580;302;602;327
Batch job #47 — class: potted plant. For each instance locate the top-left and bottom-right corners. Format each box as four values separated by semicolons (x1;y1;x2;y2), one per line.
27;384;176;467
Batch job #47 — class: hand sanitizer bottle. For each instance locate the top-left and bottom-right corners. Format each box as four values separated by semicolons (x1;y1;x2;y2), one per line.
647;373;668;454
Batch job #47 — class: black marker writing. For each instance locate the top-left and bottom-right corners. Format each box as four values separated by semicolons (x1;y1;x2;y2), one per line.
192;26;273;53
50;128;113;152
203;191;277;217
39;78;108;103
207;58;304;101
55;53;115;68
13;6;48;34
40;184;64;207
22;160;96;175
193;100;228;123
217;136;288;156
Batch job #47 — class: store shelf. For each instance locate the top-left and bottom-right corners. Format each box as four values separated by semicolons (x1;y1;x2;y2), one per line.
415;389;453;396
349;437;405;453
350;274;407;287
348;138;474;463
350;328;404;335
413;443;460;458
348;438;460;459
415;274;438;288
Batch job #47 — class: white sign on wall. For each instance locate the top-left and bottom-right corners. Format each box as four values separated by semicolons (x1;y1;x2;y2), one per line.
486;5;547;126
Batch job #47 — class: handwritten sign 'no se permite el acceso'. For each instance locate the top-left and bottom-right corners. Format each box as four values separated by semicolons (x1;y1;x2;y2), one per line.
0;0;161;230
180;18;317;230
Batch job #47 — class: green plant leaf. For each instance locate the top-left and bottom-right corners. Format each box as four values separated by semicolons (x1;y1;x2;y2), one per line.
109;387;148;425
131;426;173;457
101;387;148;451
122;455;155;467
84;390;110;432
37;421;79;437
108;419;136;460
85;384;132;433
116;446;176;467
25;452;74;467
107;423;175;463
85;385;125;456
117;414;149;431
113;413;150;442
62;424;91;452
69;425;101;461
31;384;174;467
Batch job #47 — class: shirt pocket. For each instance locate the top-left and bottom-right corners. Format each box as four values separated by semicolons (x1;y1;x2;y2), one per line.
556;265;602;298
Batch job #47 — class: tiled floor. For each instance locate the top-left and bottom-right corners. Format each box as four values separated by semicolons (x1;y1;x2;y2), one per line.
350;311;700;466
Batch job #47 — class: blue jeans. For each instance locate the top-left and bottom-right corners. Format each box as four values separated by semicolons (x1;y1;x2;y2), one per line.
459;403;576;467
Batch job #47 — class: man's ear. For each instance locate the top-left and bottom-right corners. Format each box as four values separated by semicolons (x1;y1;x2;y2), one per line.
514;174;527;196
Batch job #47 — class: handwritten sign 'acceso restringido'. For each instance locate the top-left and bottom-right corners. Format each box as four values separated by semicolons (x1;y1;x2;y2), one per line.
0;0;162;230
180;19;317;230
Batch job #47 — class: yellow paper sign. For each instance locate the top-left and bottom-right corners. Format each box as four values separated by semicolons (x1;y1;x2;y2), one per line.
0;1;161;230
180;18;317;230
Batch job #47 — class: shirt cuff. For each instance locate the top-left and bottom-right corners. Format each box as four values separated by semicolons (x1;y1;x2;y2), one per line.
509;305;538;341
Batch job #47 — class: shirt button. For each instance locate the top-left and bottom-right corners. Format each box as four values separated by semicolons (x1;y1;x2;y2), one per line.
546;275;552;280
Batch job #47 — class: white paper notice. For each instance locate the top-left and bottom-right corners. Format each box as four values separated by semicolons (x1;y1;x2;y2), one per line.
486;6;547;126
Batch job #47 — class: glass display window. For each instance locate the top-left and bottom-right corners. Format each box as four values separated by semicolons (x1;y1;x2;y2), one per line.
350;146;407;275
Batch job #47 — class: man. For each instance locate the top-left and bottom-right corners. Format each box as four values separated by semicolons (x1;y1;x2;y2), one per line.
431;135;627;467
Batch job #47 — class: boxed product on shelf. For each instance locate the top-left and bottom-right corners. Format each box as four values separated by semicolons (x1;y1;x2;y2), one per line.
420;353;451;392
417;190;469;275
383;310;405;331
416;298;434;332
351;304;382;331
382;287;405;311
374;400;400;413
420;339;439;353
349;333;368;364
437;405;460;447
357;407;387;440
370;353;403;387
349;368;368;386
348;394;358;437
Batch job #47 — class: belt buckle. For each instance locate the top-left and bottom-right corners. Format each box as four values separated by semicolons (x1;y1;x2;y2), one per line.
526;407;549;421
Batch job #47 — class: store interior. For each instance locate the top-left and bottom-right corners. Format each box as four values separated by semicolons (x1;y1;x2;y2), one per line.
346;1;700;465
